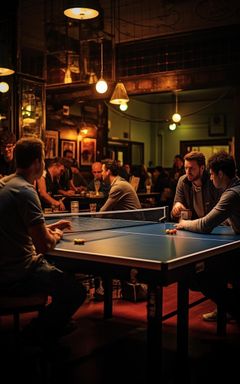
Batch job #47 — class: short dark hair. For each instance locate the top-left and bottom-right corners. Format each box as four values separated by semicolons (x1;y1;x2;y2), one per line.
208;151;236;178
15;137;43;169
184;151;206;167
0;130;16;146
102;159;119;176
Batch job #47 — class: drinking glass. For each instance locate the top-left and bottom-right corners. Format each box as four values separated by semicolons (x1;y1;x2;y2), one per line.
94;179;101;196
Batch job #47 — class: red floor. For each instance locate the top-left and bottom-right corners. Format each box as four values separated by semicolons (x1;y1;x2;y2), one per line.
1;284;240;383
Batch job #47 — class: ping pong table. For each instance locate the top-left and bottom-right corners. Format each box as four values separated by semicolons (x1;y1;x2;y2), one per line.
45;214;240;377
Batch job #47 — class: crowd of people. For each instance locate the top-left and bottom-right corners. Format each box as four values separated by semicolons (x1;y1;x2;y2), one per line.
1;128;240;350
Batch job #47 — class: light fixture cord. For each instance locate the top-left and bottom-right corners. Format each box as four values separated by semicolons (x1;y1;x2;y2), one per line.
100;40;103;78
175;91;178;113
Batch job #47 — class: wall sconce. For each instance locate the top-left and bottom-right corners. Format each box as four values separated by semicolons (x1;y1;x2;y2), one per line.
64;0;101;20
95;40;108;94
172;90;181;123
110;81;129;105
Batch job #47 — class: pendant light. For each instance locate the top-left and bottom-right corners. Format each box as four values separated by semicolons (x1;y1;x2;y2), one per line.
110;81;129;105
172;90;181;123
64;0;101;20
95;40;108;94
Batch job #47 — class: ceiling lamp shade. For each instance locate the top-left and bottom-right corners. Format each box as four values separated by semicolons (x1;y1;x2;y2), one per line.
110;81;129;105
64;0;101;20
0;48;15;76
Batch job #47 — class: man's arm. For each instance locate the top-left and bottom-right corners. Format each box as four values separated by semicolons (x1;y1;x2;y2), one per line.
175;190;237;233
37;176;66;210
29;222;63;254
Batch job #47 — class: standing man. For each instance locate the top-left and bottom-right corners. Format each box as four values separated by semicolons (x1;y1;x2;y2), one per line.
171;151;221;221
175;151;240;322
0;137;86;346
0;130;16;178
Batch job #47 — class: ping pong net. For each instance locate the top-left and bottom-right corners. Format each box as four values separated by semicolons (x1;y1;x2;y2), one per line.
45;206;168;233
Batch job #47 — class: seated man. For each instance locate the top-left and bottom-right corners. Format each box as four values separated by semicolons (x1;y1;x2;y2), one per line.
36;157;67;211
100;159;142;213
171;151;221;221
175;151;240;322
88;161;109;195
60;149;88;193
0;130;16;178
0;137;86;346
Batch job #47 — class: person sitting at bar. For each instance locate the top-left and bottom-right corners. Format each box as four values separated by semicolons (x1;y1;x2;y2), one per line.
88;161;109;196
0;137;86;347
100;159;142;213
36;157;66;211
0;130;16;178
60;149;88;193
175;151;240;323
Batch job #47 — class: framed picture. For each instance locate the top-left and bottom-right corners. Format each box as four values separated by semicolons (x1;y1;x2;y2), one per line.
45;130;59;159
60;139;76;158
80;138;96;166
209;114;226;136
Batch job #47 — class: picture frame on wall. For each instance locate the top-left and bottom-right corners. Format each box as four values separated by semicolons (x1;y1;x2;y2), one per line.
208;114;226;136
45;130;59;159
80;138;96;166
60;139;76;158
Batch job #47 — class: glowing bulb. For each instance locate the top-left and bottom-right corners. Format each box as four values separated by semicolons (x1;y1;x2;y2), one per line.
95;78;108;94
119;102;128;111
169;123;177;131
0;82;9;93
172;113;181;123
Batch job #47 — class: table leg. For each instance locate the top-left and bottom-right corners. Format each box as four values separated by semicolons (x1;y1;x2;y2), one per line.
103;276;113;319
147;283;163;378
177;281;189;373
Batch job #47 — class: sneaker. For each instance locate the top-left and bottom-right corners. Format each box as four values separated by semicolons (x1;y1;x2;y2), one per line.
202;310;234;322
202;310;217;322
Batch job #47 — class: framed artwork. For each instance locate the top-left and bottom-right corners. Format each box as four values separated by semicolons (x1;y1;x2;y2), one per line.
45;130;59;159
60;139;76;158
208;114;226;136
80;138;96;166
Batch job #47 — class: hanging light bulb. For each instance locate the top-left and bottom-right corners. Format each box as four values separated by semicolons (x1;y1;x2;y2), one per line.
95;40;108;94
110;81;129;105
0;81;9;93
119;102;128;111
172;90;181;123
169;122;177;131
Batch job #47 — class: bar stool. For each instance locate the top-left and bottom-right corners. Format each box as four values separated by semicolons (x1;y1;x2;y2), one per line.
0;293;48;334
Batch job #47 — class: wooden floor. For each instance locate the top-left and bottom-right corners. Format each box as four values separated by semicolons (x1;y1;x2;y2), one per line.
1;284;240;384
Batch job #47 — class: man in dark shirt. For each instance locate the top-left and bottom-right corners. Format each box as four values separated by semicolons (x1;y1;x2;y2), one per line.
0;130;16;178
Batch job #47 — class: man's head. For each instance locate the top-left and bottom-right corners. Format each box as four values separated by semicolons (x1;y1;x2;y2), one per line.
208;151;236;189
183;151;206;184
48;157;65;179
101;160;119;183
15;137;44;179
91;162;103;180
173;154;184;169
0;130;16;162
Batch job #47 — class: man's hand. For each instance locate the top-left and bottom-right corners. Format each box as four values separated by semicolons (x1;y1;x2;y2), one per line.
171;202;186;218
47;220;72;231
174;220;187;229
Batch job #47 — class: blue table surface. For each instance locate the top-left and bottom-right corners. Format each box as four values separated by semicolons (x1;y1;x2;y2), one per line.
46;217;240;269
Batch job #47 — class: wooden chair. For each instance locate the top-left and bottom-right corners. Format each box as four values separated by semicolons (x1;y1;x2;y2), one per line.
0;293;48;334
